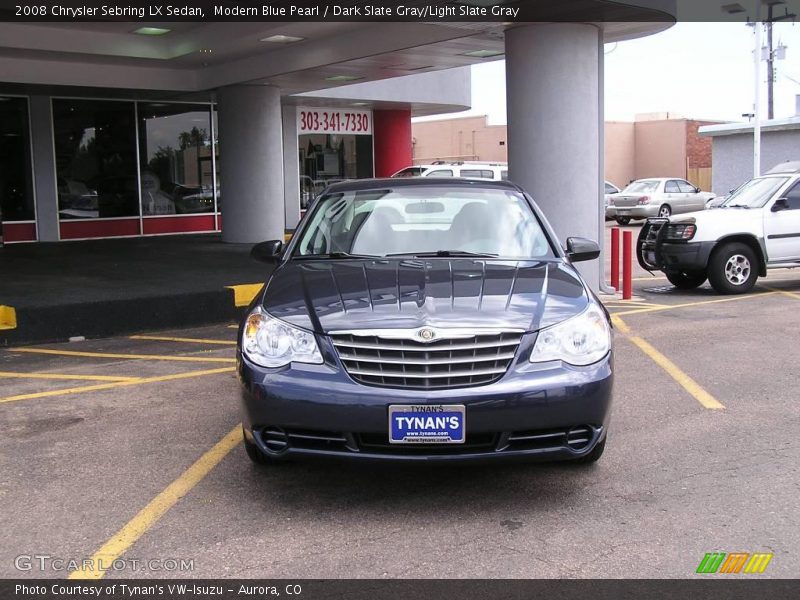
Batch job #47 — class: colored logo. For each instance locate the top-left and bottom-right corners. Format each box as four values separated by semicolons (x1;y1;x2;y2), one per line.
696;552;773;574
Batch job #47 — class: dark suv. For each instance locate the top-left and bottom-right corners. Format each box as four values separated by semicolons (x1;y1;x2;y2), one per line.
238;178;612;464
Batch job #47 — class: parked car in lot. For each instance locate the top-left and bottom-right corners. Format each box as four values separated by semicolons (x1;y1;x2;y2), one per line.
604;181;621;221
637;161;800;294
392;161;508;181
610;178;715;225
238;178;612;465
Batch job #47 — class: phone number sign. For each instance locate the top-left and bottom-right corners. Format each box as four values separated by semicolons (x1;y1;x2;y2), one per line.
297;107;372;135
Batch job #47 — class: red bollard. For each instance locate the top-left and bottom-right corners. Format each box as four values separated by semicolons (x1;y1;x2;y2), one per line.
622;230;633;300
610;227;620;290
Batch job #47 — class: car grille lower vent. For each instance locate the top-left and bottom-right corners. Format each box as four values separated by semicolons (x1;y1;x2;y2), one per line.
330;331;523;390
566;426;592;450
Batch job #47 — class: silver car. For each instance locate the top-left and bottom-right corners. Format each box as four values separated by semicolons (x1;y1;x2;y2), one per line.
604;181;620;221
610;178;715;225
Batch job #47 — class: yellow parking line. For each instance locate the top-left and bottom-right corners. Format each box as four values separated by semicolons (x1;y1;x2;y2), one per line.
11;348;236;364
69;424;242;580
130;335;236;346
612;315;724;410
613;291;778;317
765;286;800;300
0;367;235;404
0;371;141;383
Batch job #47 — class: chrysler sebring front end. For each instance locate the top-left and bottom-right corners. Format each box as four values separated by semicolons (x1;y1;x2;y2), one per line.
237;178;613;465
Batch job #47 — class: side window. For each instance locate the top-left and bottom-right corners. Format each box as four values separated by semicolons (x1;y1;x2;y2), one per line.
783;181;800;210
426;169;453;177
460;169;482;178
677;180;697;193
664;180;681;194
481;170;495;179
604;183;617;194
501;170;509;181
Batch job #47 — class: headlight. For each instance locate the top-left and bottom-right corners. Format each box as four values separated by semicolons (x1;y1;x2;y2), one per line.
242;307;323;368
664;223;696;240
529;304;611;366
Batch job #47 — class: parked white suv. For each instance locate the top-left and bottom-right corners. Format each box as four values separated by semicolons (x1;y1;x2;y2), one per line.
637;161;800;294
392;161;508;181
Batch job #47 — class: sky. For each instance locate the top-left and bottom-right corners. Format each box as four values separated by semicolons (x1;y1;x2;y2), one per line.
416;21;800;125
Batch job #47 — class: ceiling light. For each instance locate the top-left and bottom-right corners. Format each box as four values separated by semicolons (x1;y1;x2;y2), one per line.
325;75;364;82
352;102;369;106
720;3;746;13
461;49;504;58
260;34;305;43
133;27;171;36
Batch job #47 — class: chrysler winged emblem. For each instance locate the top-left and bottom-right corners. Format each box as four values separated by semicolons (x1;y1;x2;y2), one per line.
417;327;436;343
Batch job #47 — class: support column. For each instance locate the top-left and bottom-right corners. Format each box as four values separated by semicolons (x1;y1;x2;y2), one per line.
217;85;284;243
281;105;301;230
373;109;412;177
505;23;602;290
29;96;59;241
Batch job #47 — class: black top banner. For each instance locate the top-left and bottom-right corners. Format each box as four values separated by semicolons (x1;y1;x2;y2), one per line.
0;0;680;23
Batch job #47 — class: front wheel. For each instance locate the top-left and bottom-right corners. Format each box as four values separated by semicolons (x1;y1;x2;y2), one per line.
707;243;758;294
666;270;707;290
615;216;631;226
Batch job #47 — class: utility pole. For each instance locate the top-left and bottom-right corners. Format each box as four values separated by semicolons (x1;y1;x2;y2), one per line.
754;2;762;177
767;3;774;119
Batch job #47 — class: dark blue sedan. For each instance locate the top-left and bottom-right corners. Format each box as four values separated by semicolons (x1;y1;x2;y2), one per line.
237;178;612;464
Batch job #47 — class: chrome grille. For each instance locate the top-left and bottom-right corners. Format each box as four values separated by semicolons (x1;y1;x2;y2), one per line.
329;330;523;389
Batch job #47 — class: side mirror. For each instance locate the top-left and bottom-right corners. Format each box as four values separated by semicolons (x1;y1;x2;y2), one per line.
565;237;601;263
771;198;790;212
694;187;702;194
251;240;283;263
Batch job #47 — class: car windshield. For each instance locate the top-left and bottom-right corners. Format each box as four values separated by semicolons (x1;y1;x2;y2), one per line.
721;176;789;208
623;180;660;194
294;186;555;259
392;167;424;178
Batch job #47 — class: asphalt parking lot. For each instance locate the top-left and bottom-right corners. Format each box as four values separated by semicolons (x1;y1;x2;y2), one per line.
2;225;800;579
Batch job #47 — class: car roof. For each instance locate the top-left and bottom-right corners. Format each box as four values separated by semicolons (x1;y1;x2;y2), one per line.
323;177;523;194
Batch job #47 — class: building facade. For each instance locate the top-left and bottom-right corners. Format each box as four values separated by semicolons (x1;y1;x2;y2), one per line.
412;113;721;191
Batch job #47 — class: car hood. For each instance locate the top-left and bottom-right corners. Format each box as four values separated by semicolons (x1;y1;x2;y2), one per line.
670;207;756;227
261;259;589;334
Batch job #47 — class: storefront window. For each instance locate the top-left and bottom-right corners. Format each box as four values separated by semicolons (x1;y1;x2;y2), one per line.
138;103;215;215
0;97;35;221
53;99;138;219
299;134;373;208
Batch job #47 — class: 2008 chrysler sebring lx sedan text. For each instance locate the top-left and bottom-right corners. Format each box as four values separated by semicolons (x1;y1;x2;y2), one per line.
237;178;613;465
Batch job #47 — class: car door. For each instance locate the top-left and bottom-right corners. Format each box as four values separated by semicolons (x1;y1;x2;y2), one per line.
677;179;706;211
663;179;683;212
764;180;800;262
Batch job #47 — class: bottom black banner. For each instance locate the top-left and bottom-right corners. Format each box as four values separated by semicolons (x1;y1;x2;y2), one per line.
2;579;798;600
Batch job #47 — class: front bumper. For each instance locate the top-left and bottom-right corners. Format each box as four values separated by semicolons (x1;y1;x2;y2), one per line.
238;336;613;463
637;219;715;272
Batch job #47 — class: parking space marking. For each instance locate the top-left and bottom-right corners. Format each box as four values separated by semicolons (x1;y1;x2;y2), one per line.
765;286;800;300
612;291;779;317
0;367;234;404
11;348;236;363
612;315;725;410
0;371;141;383
68;425;242;580
130;335;236;346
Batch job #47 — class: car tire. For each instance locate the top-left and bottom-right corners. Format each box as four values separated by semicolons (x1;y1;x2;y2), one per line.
707;242;758;294
615;216;631;226
243;427;273;466
666;270;707;290
658;204;672;218
571;437;606;465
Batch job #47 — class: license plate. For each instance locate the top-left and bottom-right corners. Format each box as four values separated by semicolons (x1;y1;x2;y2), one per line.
388;404;465;444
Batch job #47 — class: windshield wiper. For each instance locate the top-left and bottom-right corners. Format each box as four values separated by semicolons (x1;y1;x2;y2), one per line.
385;250;499;258
293;252;381;260
726;204;751;209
